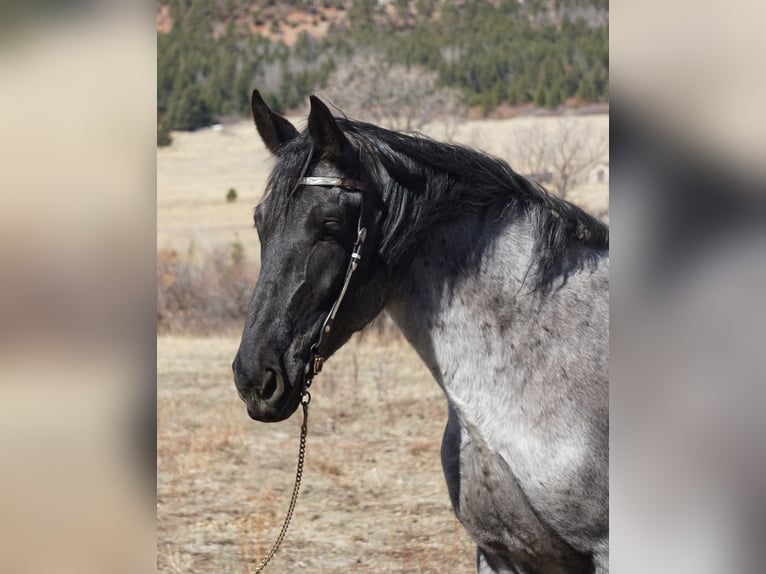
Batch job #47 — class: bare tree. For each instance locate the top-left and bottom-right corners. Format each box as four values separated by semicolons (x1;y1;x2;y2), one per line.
321;52;463;135
504;119;608;199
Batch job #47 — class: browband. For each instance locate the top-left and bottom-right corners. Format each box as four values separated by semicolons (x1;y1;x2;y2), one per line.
298;176;368;192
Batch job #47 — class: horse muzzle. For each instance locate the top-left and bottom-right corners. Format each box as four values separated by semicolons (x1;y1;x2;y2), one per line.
232;354;301;422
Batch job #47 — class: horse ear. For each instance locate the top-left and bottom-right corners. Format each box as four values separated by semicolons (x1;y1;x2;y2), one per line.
251;90;298;156
308;95;351;162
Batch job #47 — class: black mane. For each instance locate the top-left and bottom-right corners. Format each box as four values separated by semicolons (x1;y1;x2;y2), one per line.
262;118;609;289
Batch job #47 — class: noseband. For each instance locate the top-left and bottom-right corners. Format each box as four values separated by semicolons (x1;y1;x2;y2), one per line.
299;176;369;398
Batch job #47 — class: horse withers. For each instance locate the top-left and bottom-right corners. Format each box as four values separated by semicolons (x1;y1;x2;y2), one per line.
233;91;609;573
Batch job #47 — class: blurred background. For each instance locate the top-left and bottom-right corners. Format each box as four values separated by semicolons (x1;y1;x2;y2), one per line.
611;2;766;572
0;3;155;574
1;0;764;572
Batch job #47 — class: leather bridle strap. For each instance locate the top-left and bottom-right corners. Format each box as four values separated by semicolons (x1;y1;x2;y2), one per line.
250;176;369;574
298;176;368;394
299;176;368;193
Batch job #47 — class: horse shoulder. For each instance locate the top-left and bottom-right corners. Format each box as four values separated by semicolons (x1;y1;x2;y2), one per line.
441;406;595;573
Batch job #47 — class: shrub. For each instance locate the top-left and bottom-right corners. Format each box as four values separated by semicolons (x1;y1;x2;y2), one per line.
156;242;258;334
157;120;172;147
226;187;237;202
230;235;244;265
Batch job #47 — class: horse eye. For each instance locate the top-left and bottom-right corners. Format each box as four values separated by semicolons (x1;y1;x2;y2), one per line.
323;221;342;237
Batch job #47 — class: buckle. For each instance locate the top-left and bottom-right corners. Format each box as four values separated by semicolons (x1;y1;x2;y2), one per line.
312;355;324;376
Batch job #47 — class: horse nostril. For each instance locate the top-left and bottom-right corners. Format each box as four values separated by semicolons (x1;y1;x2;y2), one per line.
261;368;278;400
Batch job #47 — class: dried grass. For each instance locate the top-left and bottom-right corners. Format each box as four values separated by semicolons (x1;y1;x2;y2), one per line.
157;333;476;573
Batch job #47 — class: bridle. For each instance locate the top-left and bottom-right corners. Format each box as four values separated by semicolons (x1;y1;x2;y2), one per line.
251;175;369;574
300;176;369;393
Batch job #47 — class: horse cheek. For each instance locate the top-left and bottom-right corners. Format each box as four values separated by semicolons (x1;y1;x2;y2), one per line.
305;243;345;305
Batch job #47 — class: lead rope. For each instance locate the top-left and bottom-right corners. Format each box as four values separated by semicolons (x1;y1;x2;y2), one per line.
251;391;311;574
251;191;367;573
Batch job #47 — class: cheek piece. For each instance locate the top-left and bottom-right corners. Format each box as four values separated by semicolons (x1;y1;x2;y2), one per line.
298;176;368;396
251;175;368;574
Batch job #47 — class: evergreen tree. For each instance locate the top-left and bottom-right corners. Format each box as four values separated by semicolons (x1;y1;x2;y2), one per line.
157;119;173;147
415;0;434;19
171;84;212;131
348;0;376;30
156;0;609;129
577;74;597;102
534;83;548;108
547;85;563;109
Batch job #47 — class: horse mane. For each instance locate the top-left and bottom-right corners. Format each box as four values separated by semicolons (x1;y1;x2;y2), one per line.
263;118;609;290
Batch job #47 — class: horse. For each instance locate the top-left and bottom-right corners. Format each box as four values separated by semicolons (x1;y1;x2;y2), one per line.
233;90;609;574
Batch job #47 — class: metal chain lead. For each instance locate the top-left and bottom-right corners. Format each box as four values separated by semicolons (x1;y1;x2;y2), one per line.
251;392;311;574
251;176;367;573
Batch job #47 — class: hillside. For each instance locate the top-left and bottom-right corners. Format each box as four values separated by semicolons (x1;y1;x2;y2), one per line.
157;0;608;136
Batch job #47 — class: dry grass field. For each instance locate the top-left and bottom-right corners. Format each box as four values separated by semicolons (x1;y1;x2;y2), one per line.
158;333;476;573
157;112;608;572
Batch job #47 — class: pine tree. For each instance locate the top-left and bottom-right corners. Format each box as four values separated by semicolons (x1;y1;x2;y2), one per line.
157;119;173;147
577;74;597;102
534;83;547;108
547;85;563;109
156;0;608;126
171;84;212;131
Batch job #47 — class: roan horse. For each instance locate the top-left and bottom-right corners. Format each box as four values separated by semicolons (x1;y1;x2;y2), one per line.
233;91;609;574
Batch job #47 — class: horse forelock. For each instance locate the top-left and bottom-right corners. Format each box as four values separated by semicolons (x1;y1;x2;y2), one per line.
259;135;315;220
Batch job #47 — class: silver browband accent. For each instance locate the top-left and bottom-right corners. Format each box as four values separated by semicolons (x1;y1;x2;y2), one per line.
298;176;368;192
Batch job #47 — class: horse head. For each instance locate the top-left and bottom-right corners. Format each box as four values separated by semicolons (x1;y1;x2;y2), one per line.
232;92;387;422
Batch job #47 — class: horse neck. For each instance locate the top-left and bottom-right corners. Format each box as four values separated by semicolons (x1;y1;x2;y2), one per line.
384;206;608;438
385;207;533;387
